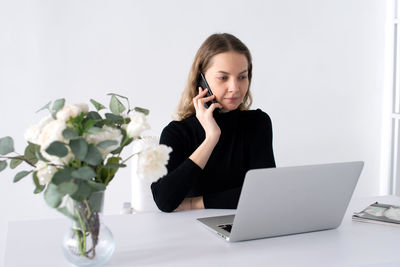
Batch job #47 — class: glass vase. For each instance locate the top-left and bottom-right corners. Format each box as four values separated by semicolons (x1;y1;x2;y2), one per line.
61;191;115;266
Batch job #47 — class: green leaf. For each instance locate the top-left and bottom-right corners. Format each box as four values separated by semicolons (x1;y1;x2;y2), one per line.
70;180;91;201
105;113;124;124
13;170;32;183
62;128;79;140
70;138;88;160
51;98;65;119
97;140;118;149
24;142;40;165
99;156;121;185
58;181;79;195
45;141;68;157
10;159;23;169
87;189;105;211
87;181;106;192
36;101;51;113
84;145;103;166
51;168;74;185
44;183;63;208
87;111;103;121
0;136;14;155
90;99;106;111
0;160;7;172
109;95;126;115
33;172;45;194
134;107;150;116
71;166;96;180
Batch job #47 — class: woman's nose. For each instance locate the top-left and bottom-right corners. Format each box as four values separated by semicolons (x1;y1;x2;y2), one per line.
228;79;240;92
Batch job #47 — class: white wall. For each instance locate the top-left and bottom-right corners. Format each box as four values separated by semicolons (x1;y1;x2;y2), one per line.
0;0;387;262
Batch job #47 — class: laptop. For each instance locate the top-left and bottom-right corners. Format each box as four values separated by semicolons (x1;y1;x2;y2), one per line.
197;161;364;242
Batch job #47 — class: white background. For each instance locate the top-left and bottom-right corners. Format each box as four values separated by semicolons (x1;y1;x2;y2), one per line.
0;0;389;262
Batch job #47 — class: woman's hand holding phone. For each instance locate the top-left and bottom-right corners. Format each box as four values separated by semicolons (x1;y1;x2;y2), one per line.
193;87;222;142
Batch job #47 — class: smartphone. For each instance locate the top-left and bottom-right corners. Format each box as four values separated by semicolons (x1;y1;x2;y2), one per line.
197;73;218;109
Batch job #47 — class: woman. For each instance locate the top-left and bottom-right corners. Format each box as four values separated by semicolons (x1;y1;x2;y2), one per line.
151;33;276;212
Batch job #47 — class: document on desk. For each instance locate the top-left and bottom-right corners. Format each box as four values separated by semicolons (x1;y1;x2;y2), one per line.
352;202;400;227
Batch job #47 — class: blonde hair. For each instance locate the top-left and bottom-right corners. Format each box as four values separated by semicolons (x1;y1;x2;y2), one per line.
175;33;253;121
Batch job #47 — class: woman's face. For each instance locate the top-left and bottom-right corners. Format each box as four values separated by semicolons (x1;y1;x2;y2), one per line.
204;51;249;113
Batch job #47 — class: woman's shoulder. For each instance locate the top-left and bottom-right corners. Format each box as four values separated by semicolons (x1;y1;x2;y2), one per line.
161;115;200;138
239;108;272;124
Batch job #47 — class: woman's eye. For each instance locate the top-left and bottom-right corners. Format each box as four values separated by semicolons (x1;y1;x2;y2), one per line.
239;75;248;80
218;76;227;80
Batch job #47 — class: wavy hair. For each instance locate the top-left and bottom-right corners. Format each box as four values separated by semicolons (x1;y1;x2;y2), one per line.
175;33;253;121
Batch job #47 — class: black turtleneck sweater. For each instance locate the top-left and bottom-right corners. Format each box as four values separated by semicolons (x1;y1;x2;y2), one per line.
151;109;276;212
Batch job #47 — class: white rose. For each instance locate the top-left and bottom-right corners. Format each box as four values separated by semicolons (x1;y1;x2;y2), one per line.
136;137;172;183
83;125;123;158
24;116;54;145
125;112;150;138
35;161;58;185
37;119;73;165
56;103;89;121
38;119;67;150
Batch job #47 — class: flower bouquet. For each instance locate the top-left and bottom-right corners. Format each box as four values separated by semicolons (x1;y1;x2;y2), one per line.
0;93;171;266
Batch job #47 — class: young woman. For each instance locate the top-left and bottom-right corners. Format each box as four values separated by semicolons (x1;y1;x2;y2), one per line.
151;33;276;212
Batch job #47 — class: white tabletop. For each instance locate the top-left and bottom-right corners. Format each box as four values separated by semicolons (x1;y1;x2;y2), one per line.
4;196;400;267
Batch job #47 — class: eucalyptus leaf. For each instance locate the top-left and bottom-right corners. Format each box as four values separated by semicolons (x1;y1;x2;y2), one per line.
0;136;14;155
36;101;51;113
70;138;88;160
13;170;32;183
99;157;121;185
51;98;65;119
58;181;79;195
45;141;68;157
134;107;150;116
70;180;91;201
33;171;45;194
84;145;103;166
97;140;118;149
90;99;106;111
71;166;96;180
105;113;124;124
62;128;79;140
51;168;74;185
10;159;23;169
0;160;7;172
109;95;126;115
44;183;63;208
35;150;49;162
87;111;103;121
24;142;40;165
87;181;106;192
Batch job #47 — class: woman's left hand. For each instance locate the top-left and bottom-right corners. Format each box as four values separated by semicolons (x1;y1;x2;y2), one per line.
174;197;204;211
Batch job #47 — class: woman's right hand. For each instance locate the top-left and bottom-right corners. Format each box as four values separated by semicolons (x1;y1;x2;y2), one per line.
192;87;222;142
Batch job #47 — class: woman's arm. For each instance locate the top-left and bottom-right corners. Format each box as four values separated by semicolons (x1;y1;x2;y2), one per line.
151;88;222;212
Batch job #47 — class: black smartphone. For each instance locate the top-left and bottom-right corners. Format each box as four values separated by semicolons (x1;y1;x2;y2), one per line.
197;73;218;109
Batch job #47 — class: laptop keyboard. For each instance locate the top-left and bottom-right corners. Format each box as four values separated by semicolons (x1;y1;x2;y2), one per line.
218;224;232;233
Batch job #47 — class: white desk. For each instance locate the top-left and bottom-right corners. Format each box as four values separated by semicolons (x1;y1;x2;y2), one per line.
4;196;400;267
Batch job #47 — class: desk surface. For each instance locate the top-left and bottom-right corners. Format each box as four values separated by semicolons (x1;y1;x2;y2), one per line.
4;196;400;267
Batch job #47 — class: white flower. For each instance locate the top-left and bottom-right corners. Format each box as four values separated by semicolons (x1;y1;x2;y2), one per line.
83;125;123;158
56;103;89;121
35;161;58;185
38;119;67;151
134;137;172;183
24;116;54;145
125;111;150;138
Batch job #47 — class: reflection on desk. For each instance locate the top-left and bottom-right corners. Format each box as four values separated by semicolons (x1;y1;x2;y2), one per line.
4;196;400;267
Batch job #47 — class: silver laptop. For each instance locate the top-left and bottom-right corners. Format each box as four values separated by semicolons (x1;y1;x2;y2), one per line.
197;161;364;242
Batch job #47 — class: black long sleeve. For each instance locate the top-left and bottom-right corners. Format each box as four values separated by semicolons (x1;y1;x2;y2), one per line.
151;109;276;212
